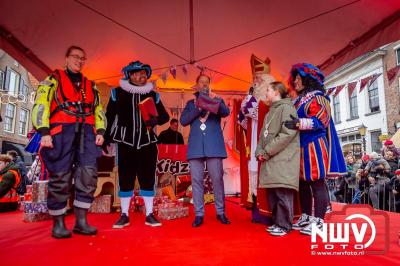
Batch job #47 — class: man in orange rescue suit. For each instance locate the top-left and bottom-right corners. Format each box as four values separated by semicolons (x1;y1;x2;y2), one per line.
32;46;106;239
0;154;21;213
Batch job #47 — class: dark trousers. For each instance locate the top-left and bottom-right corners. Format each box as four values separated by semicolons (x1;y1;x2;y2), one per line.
40;123;101;215
267;188;295;231
299;179;329;219
117;142;158;197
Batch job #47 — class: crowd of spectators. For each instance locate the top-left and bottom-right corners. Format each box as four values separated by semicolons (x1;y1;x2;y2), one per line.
329;139;400;212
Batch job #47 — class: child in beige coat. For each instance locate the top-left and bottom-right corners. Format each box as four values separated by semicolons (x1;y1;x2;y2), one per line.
256;82;300;236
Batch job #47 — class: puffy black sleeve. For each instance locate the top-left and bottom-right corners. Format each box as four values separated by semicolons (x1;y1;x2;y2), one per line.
104;89;118;143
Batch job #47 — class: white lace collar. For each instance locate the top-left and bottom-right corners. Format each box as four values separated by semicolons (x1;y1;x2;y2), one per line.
119;79;154;94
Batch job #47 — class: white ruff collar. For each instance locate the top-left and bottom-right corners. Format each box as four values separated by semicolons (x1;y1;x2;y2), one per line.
119;79;154;94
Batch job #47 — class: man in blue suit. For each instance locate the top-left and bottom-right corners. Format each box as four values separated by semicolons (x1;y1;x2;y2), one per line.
180;74;231;227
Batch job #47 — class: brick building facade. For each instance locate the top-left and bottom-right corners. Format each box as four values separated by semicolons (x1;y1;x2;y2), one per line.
0;49;37;164
326;40;400;157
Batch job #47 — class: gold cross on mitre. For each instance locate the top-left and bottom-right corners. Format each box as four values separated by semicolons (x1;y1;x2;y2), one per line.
251;54;271;76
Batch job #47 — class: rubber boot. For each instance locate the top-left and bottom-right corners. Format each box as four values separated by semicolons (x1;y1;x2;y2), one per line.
73;207;97;235
52;215;72;239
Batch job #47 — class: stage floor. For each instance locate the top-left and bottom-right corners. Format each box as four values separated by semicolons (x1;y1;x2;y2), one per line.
1;200;399;266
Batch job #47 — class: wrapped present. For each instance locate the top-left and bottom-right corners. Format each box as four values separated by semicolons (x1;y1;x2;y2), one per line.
157;202;189;220
23;201;48;213
152;196;162;206
135;195;145;206
143;196;174;216
24;193;32;202
129;196;145;213
152;205;159;216
130;202;145;213
89;195;112;213
23;212;51;222
32;180;48;203
26;185;33;194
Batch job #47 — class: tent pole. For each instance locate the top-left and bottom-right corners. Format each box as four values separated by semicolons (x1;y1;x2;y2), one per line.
189;0;195;64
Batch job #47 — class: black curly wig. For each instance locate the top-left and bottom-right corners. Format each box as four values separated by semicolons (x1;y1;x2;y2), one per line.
293;70;325;95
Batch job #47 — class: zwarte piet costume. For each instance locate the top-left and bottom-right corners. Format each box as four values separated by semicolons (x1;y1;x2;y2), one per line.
104;61;169;228
287;63;346;235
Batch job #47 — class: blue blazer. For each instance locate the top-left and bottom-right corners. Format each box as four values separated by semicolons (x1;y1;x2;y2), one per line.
180;96;230;160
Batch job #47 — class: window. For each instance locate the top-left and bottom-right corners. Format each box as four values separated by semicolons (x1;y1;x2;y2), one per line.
0;70;4;90
349;87;358;119
22;86;29;101
19;78;28;102
333;95;341;123
397;48;400;65
341;134;361;144
370;130;382;153
5;68;20;95
368;79;380;112
4;104;16;132
18;108;29;136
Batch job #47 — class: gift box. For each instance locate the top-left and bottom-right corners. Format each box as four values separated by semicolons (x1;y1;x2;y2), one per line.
89;195;112;213
152;196;189;220
32;180;48;203
135;195;145;206
154;196;172;205
23;201;48;213
134;195;146;212
129;196;145;213
23;212;51;222
157;202;189;220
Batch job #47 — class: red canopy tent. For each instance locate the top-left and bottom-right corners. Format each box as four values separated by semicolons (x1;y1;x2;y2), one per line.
1;3;400;265
1;0;400;91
